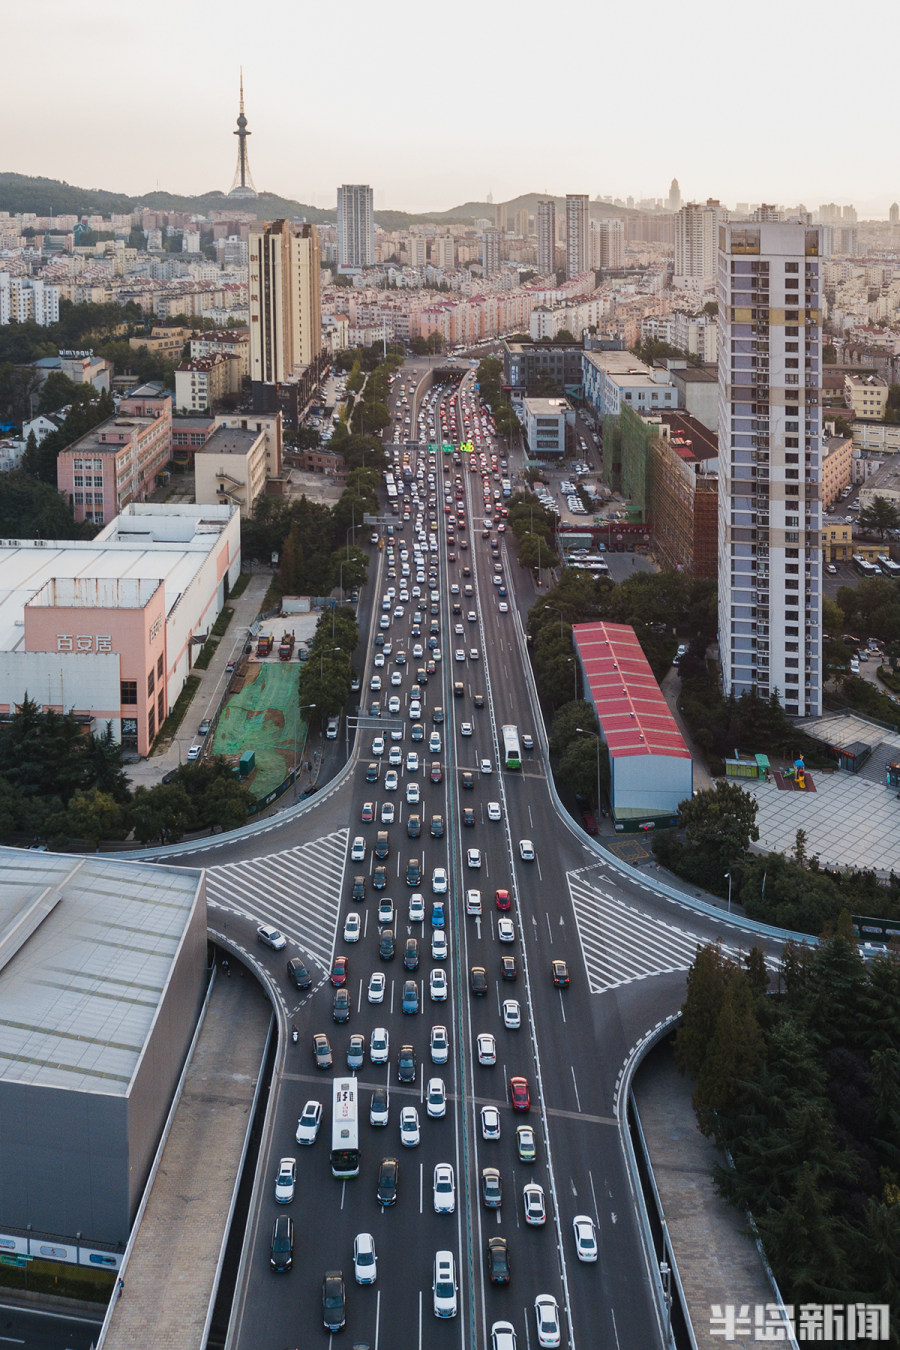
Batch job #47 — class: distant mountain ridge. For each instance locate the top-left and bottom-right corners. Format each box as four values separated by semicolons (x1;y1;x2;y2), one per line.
0;172;639;227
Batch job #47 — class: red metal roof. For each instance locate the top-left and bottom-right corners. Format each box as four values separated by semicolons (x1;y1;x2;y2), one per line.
573;621;691;761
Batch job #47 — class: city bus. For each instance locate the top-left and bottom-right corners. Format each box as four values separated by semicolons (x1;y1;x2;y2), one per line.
331;1077;360;1179
877;555;900;578
852;555;880;578
501;725;522;771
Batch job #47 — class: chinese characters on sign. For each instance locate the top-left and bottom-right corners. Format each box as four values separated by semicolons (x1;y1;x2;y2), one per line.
710;1303;890;1342
57;635;113;653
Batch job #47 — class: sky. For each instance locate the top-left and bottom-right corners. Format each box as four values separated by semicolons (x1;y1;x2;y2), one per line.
6;0;900;218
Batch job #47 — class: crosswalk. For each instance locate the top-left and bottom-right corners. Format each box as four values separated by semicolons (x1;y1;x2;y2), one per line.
205;828;349;972
566;868;751;994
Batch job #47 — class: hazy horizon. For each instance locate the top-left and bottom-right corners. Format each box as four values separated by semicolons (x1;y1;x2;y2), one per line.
7;0;899;218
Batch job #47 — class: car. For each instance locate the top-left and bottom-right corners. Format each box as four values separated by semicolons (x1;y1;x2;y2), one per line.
470;965;488;996
850;658;860;674
406;781;421;805
403;937;419;971
481;1166;502;1208
503;999;521;1029
270;1213;294;1271
410;700;422;720
552;959;570;988
433;1250;458;1319
466;888;482;915
367;971;386;1004
370;674;382;691
186;743;202;762
347;1033;365;1069
322;1269;346;1332
429;731;442;753
430;968;448;1000
379;928;395;960
495;888;511;911
481;1105;501;1140
433;1162;456;1213
535;1294;561;1348
409;893;425;923
426;1076;447;1118
474;692;485;708
430;760;443;783
461;770;474;789
274;1155;296;1203
519;839;535;861
411;721;424;742
516;1124;537;1163
400;1105;420;1147
257;924;287;951
332;987;351;1022
455;648;466;663
397;1044;416;1083
385;769;399;791
524;1181;546;1225
388;693;401;712
460;720;473;736
406;750;420;772
487;801;502;821
477;1033;497;1065
402;979;419;1014
198;718;211;736
353;1231;377;1285
431;928;448;961
350;834;366;862
370;1085;389;1127
331;955;349;986
381;801;395;824
467;847;482;869
431;900;445;928
486;1235;510;1284
286;956;311;990
430;813;445;838
522;733;534;750
499;601;509;614
361;801;375;822
826;562;838;574
501;954;517;981
470;649;480;662
343;912;361;943
373;865;387;890
377;899;395;926
432;866;448;893
430;1024;449;1063
497;917;515;943
370;1026;389;1063
573;1213;598;1262
312;1033;333;1069
509;1076;530;1111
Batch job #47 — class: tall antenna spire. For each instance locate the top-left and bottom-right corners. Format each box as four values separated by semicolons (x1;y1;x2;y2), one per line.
228;68;258;199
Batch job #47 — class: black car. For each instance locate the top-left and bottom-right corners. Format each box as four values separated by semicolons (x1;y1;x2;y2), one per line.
351;875;366;902
403;937;419;971
286;957;311;990
379;929;395;961
333;988;351;1022
473;692;485;708
270;1214;294;1271
373;866;388;890
501;954;518;981
470;966;488;996
322;1270;346;1331
406;858;421;886
462;807;475;827
486;1235;510;1284
461;771;475;790
397;1043;416;1083
430;814;444;838
377;1157;399;1207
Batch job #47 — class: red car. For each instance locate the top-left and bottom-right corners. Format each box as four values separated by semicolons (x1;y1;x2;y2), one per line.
495;889;511;911
509;1076;530;1111
430;761;443;784
361;801;375;822
331;955;349;987
581;811;598;835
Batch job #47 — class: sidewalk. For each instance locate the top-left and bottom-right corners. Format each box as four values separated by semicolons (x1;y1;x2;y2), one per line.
660;666;714;791
127;571;272;793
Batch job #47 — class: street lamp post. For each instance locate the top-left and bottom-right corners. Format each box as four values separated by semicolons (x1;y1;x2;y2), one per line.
320;646;341;681
725;871;732;914
295;702;316;783
543;604;565;639
576;726;601;813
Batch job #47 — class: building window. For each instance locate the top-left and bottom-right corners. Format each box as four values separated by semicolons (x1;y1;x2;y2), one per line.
148;707;155;741
121;680;137;704
157;654;164;679
148;669;155;697
158;690;165;724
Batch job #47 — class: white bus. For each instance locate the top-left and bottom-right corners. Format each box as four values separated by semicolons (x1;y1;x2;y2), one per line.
331;1077;360;1178
501;725;522;771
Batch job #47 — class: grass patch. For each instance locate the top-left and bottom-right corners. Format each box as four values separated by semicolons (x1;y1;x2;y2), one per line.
876;664;900;694
155;674;200;746
211;606;234;638
193;639;218;671
229;572;250;599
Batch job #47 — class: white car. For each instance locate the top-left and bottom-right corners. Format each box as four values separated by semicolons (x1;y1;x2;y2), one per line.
477;1033;496;1065
499;602;509;613
343;912;361;943
372;735;385;756
535;1295;561;1348
466;889;482;915
432;929;448;961
354;1232;377;1285
470;649;480;661
467;848;482;869
274;1156;296;1203
409;893;425;923
388;745;402;767
572;1214;598;1262
409;700;422;720
406;750;420;772
377;899;394;927
497;918;515;943
186;743;202;761
524;1182;546;1226
430;968;448;1001
432;867;448;893
455;649;466;662
385;770;399;791
370;1027;389;1064
480;757;492;774
433;1250;458;1319
350;835;366;861
433;1163;456;1213
460;721;473;736
381;801;395;824
430;1024;449;1063
481;1105;501;1140
370;675;382;691
388;695;401;713
406;781;420;804
391;672;403;688
295;1101;322;1144
467;611;477;623
400;1105;420;1147
519;839;535;861
486;801;501;821
257;924;286;951
374;652;385;668
426;1076;447;1118
429;732;442;753
502;999;521;1029
368;972;386;1004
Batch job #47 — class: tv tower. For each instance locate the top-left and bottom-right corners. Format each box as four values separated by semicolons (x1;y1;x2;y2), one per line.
228;70;258;199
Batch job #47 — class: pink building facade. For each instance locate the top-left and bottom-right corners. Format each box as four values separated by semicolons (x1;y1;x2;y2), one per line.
56;394;172;526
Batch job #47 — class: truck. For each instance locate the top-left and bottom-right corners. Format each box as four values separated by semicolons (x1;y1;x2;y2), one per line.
278;630;295;660
256;634;273;657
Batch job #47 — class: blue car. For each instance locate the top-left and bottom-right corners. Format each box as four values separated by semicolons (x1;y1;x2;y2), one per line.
431;901;445;928
402;979;419;1014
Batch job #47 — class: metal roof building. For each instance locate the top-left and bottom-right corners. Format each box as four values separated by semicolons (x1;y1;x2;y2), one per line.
0;848;207;1259
573;621;693;826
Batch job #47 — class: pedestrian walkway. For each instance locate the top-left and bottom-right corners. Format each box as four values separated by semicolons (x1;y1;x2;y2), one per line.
102;971;271;1350
634;1043;776;1350
660;667;713;791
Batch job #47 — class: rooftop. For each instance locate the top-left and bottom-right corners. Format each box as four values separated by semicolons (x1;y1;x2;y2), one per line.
574;621;691;761
523;397;572;416
197;426;260;457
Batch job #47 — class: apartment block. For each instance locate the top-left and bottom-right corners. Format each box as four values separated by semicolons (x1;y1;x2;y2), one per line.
248;220;322;385
522;397;574;458
674;202;721;286
844;372;889;421
337;185;374;270
850;420;900;455
0;274;60;326
537;201;556;276
591;218;624;270
194;424;269;518
582;350;678;419
821;430;854;505
717;220;823;718
57;390;173;526
565;195;590;280
190;329;250;379
175;353;240;413
650;411;719;578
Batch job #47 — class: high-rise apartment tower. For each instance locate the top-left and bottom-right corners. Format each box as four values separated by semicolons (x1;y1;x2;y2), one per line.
537;200;556;276
674;200;721;283
565;194;590;279
337;184;374;270
481;229;500;277
717;219;823;717
248;220;322;384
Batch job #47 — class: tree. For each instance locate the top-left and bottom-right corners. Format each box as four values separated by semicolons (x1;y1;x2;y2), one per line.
37;371;84;415
857;495;900;540
676;780;760;875
60;788;126;849
130;783;193;844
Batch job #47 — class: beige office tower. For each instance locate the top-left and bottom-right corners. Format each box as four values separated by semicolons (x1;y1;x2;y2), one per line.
249;220;322;382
